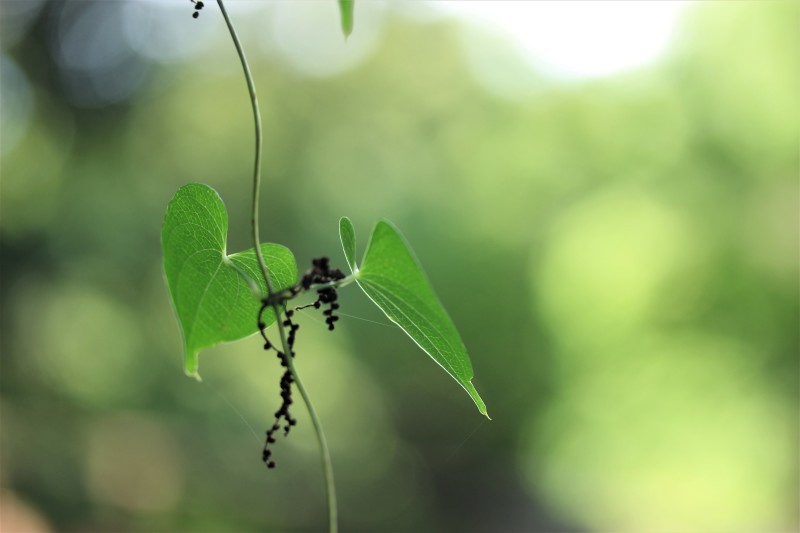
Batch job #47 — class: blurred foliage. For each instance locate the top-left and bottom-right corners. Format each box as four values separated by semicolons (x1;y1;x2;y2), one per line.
1;1;797;532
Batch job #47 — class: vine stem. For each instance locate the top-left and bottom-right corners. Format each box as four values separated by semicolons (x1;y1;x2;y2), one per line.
215;2;337;531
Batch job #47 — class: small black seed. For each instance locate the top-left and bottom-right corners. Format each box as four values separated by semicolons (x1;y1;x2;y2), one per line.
267;461;276;469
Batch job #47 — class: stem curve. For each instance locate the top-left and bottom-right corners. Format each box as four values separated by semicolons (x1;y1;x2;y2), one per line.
215;2;338;531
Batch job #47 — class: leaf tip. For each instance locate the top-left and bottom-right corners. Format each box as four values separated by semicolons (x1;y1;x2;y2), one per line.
338;0;354;39
476;398;490;420
184;349;202;381
464;381;489;419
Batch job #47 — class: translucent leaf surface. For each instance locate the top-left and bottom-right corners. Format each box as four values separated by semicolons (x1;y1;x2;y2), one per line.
162;184;297;379
339;217;488;417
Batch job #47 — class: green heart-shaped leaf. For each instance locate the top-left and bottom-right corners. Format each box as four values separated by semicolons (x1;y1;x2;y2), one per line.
339;217;489;418
162;184;297;379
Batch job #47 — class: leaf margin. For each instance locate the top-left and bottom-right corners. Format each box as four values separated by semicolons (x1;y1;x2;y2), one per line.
339;216;358;273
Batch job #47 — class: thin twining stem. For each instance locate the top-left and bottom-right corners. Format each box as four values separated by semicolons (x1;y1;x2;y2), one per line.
215;2;338;532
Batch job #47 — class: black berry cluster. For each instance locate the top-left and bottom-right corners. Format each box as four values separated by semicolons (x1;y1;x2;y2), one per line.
254;257;346;470
257;307;300;469
190;0;204;18
299;257;346;331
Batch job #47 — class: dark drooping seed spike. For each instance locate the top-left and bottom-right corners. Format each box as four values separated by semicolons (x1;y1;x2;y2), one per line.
260;258;347;470
260;306;304;470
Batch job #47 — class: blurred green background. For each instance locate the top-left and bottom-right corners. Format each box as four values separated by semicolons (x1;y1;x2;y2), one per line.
1;1;798;531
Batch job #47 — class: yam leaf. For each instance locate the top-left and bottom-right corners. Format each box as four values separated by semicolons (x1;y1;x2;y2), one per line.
162;183;297;379
339;217;488;418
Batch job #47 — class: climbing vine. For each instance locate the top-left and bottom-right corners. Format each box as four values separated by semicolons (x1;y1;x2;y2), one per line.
161;2;488;531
